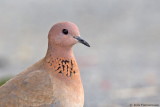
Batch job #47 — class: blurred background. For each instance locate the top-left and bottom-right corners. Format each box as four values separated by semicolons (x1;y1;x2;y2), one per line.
0;0;160;106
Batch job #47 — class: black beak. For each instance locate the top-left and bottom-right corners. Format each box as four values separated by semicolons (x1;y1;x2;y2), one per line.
73;36;90;47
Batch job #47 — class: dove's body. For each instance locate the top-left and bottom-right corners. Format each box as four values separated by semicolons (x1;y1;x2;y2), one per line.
0;22;89;107
0;57;84;107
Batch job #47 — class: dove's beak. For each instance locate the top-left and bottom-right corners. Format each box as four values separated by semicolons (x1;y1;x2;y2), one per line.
73;36;90;47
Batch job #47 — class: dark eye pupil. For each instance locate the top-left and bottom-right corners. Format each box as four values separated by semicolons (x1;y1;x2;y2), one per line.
62;29;68;35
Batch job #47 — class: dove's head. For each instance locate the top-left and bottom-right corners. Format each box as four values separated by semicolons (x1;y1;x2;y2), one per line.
48;22;90;48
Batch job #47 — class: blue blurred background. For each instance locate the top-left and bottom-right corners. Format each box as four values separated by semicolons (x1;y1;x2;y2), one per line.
0;0;160;106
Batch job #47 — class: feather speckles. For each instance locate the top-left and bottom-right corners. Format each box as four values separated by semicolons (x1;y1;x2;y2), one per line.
47;58;77;77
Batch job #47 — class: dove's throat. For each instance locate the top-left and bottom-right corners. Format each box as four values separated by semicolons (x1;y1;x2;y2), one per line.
45;45;75;59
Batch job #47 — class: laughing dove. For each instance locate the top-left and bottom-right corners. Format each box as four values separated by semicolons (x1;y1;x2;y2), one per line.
0;21;90;107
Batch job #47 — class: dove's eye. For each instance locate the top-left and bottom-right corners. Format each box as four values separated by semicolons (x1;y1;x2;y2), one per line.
62;29;68;35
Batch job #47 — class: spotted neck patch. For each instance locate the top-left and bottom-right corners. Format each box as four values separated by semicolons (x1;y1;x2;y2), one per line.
47;57;78;77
